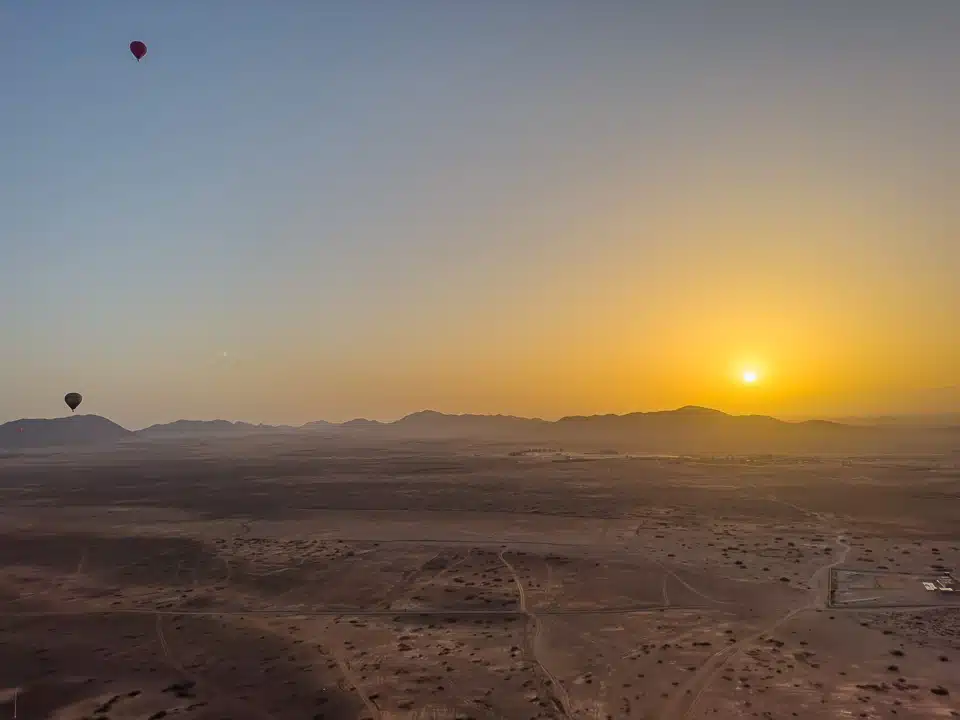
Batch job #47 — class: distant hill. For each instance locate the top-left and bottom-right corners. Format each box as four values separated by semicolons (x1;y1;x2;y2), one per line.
831;413;960;428
392;410;548;436
340;418;385;428
137;419;295;437
301;405;954;453
3;406;954;453
545;407;884;453
0;415;133;449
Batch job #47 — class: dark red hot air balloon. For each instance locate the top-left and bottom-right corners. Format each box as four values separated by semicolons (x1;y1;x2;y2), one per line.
64;393;82;412
130;41;147;61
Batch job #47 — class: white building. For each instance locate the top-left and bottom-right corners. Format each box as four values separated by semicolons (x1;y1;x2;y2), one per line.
921;575;955;592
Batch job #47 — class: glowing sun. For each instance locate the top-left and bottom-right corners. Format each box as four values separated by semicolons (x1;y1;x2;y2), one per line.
742;370;759;384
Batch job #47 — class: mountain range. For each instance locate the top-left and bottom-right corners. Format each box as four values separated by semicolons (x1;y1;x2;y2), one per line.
1;406;956;453
0;415;134;450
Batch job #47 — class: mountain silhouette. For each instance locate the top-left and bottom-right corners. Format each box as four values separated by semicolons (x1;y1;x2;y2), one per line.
340;418;385;428
833;412;960;427
392;410;548;436
374;406;883;452
138;419;295;437
0;415;133;449
1;406;955;453
298;406;951;453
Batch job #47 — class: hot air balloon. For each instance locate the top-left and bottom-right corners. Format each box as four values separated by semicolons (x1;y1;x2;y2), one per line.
130;41;147;61
64;393;83;412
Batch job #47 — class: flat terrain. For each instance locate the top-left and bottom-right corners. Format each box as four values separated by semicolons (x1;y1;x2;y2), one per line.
0;437;957;719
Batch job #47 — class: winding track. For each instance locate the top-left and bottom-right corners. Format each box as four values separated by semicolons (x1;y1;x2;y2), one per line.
330;647;382;720
661;532;850;719
499;550;573;719
5;514;887;719
660;494;852;720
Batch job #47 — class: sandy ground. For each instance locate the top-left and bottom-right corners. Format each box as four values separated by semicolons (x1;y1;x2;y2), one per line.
0;437;956;719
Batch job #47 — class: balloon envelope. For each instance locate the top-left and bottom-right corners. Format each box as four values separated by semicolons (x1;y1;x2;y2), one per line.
64;393;82;412
130;41;147;61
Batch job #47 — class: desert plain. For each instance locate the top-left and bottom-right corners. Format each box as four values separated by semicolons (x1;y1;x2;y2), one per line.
0;437;957;719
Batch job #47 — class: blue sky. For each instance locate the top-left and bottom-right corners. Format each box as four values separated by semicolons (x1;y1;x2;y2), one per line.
3;2;958;428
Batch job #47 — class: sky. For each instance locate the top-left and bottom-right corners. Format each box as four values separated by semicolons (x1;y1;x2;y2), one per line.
3;1;958;429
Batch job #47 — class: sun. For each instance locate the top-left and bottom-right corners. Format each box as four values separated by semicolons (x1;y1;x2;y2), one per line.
742;370;758;384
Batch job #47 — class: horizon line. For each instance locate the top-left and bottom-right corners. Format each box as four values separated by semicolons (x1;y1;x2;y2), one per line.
7;404;960;433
